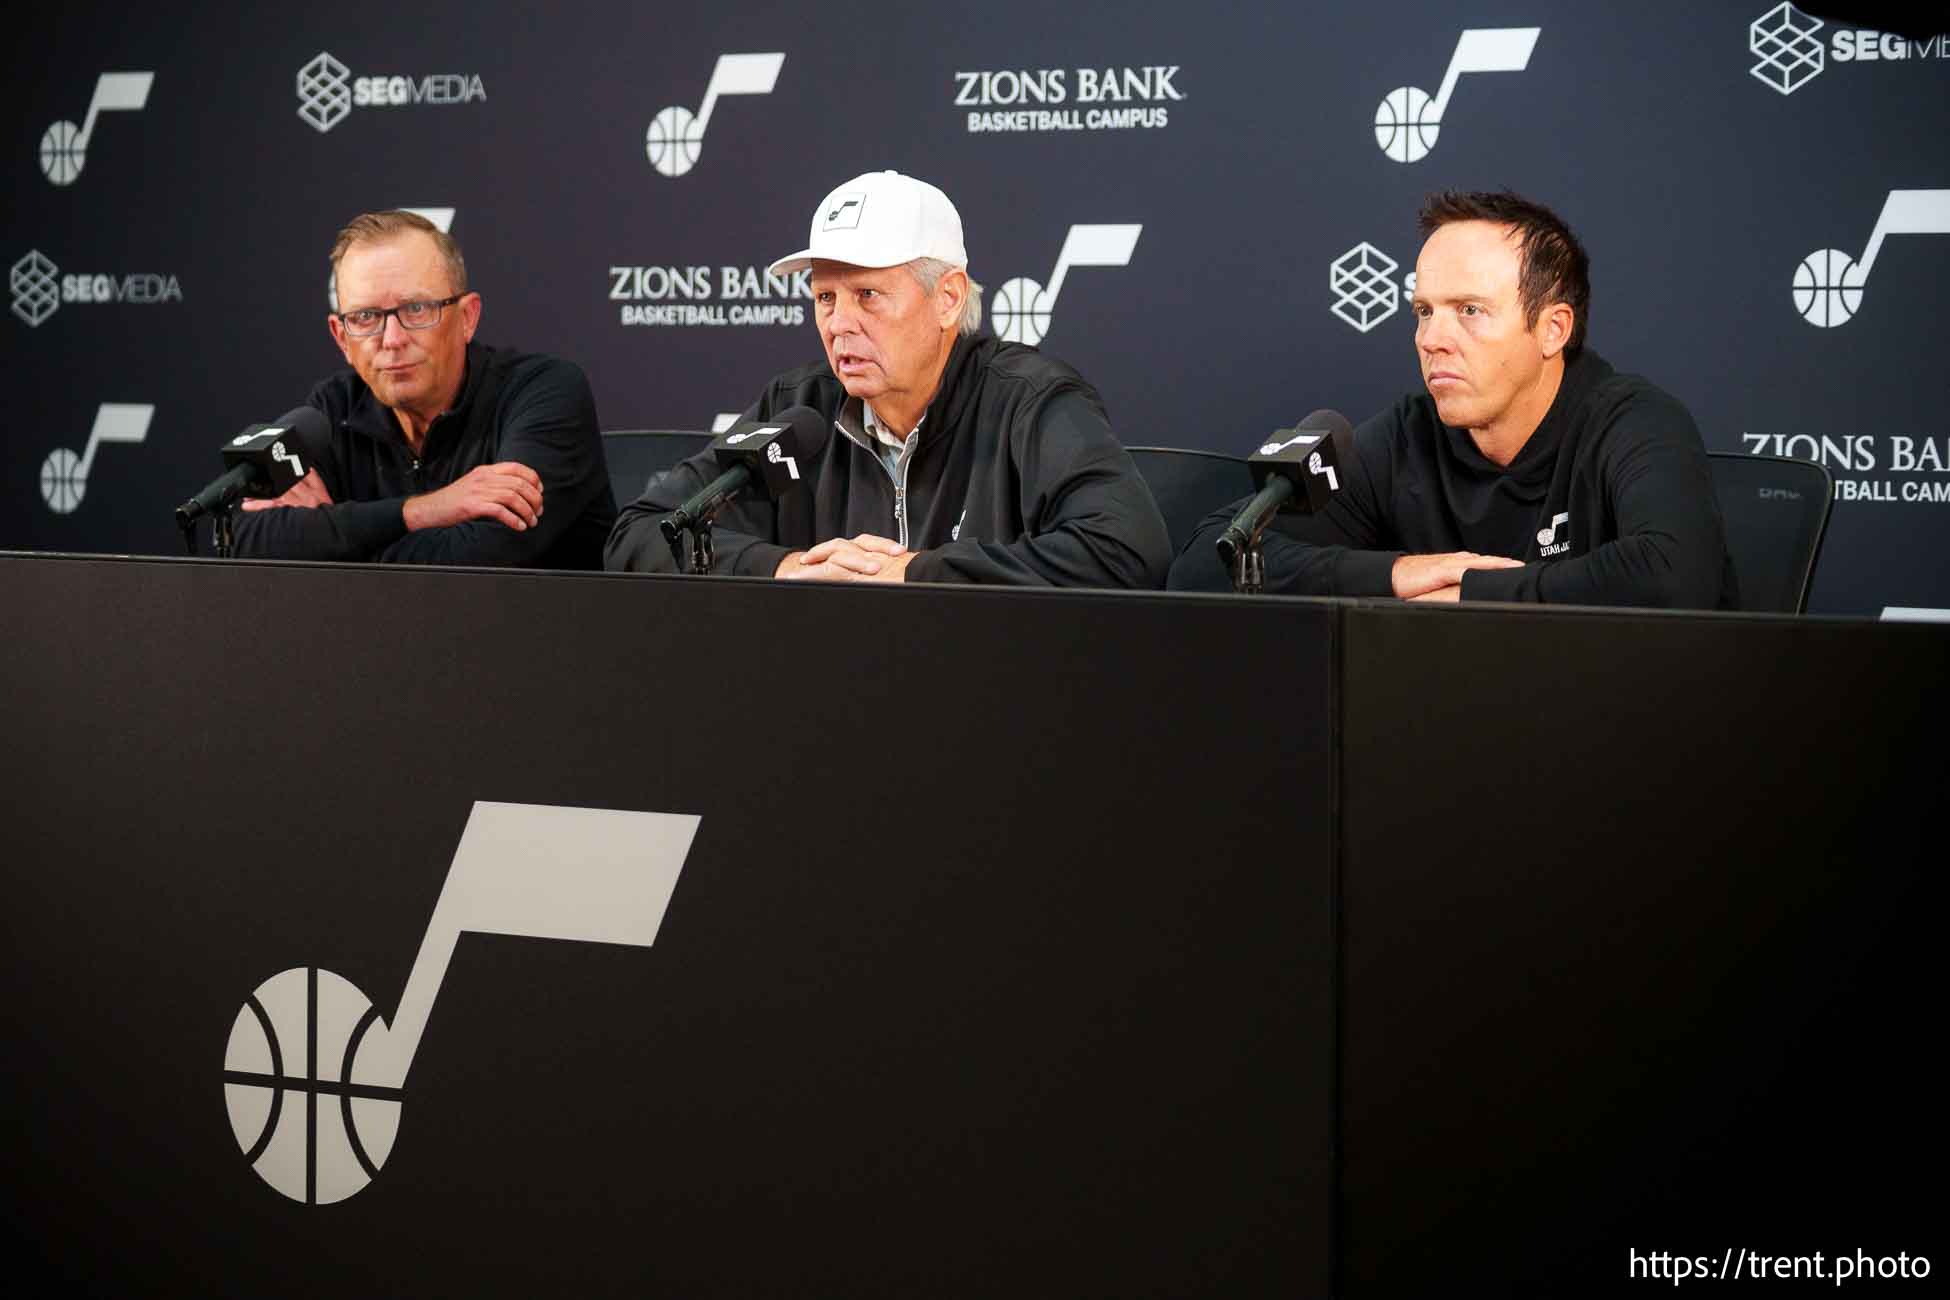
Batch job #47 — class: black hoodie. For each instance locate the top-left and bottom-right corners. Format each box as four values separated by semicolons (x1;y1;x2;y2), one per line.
1168;350;1737;609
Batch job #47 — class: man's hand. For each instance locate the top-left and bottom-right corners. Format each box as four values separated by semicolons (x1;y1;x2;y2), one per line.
775;534;914;582
1408;585;1462;603
240;469;334;512
403;462;543;532
1391;551;1522;599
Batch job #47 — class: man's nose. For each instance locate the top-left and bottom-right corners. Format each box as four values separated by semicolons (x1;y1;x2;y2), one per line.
823;297;856;337
1417;313;1451;353
379;310;413;348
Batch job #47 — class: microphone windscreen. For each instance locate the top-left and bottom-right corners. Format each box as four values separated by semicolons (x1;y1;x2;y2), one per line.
265;405;331;454
772;404;832;459
1294;408;1355;456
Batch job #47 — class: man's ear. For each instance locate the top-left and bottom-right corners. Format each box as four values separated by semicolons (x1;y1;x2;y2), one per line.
934;269;967;332
1538;301;1574;359
327;314;354;365
458;291;483;344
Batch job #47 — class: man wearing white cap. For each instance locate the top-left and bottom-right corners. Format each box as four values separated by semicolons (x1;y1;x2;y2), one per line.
606;170;1169;586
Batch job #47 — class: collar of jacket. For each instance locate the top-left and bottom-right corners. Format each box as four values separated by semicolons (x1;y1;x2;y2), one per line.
1445;346;1613;483
925;332;991;433
342;341;490;450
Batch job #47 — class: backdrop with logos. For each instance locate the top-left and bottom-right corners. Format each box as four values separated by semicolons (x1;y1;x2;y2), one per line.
4;0;1946;612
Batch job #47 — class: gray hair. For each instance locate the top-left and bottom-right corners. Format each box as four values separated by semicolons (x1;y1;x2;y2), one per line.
330;209;468;305
907;257;984;337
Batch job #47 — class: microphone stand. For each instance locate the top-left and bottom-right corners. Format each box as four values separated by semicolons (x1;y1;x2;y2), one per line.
1230;534;1266;594
689;516;715;574
661;466;752;572
175;482;243;558
177;503;237;558
659;505;722;575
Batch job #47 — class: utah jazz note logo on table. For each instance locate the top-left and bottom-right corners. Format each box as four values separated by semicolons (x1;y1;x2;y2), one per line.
220;802;699;1205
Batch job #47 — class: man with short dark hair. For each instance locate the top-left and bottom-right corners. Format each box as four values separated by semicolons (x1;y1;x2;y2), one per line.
230;209;615;568
1170;190;1737;608
605;170;1170;587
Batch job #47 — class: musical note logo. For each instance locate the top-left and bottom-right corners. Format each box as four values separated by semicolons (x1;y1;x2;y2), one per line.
645;53;786;178
221;802;700;1205
1374;28;1540;163
1259;431;1321;457
39;72;153;185
992;224;1144;346
39;403;154;515
1794;190;1950;327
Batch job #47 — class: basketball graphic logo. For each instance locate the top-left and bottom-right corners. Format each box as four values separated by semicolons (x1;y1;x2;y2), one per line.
1792;249;1863;328
223;967;403;1205
1374;87;1439;164
646;105;704;177
1789;191;1950;329
992;277;1053;345
38;72;153;184
644;54;784;179
39;121;86;185
37;403;154;516
40;449;87;514
1369;28;1539;164
217;801;701;1205
992;225;1143;348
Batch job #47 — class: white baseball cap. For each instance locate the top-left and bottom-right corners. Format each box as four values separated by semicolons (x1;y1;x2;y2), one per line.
767;170;968;277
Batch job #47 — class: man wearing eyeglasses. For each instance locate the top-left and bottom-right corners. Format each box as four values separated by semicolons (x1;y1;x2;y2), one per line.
229;209;615;568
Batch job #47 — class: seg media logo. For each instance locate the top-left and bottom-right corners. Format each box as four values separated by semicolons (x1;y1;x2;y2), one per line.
1373;28;1539;163
10;249;184;329
1792;189;1950;327
954;64;1185;134
645;53;785;177
992;225;1142;345
296;51;485;134
11;251;58;327
1329;242;1413;333
1749;3;1950;96
38;72;153;185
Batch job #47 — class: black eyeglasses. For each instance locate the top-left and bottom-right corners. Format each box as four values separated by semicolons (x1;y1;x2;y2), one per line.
336;294;464;338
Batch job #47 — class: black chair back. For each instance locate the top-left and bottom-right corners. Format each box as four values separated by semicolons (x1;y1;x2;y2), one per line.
1125;447;1257;556
1707;452;1834;613
601;430;716;506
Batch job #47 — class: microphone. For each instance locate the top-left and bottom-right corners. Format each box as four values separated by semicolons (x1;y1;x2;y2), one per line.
1215;409;1355;570
659;406;830;550
175;406;330;527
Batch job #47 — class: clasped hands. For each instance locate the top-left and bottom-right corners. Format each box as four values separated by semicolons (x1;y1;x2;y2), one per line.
1391;551;1523;603
774;533;916;583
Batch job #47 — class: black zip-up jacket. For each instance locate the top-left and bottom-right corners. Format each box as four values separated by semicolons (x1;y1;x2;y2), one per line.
228;343;615;570
1168;350;1738;609
605;334;1171;587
